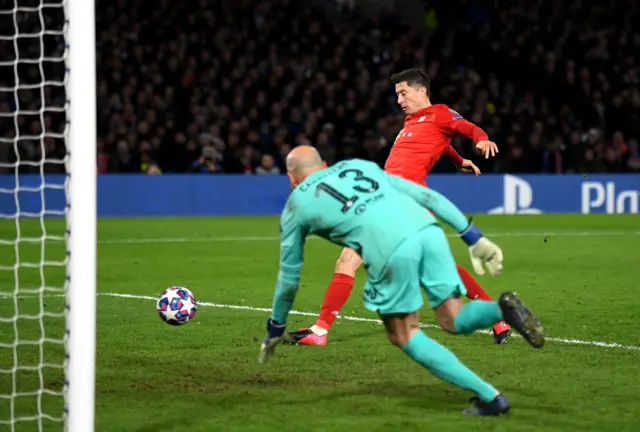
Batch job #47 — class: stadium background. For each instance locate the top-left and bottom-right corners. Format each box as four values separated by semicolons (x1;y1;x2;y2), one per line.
0;1;639;431
1;0;639;177
0;0;638;216
87;0;640;176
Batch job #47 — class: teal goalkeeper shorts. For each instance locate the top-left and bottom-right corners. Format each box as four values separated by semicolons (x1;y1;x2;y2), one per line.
363;224;467;315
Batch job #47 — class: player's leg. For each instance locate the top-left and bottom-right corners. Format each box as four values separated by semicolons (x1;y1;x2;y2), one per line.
435;295;545;349
456;264;511;344
422;205;509;343
414;225;546;414
417;225;544;348
364;236;508;415
381;312;509;415
434;296;501;335
287;247;362;346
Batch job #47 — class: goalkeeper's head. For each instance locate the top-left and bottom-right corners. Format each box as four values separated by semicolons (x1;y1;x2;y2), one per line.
286;145;328;187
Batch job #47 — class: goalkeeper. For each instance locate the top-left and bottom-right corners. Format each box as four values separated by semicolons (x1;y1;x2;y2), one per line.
259;146;545;416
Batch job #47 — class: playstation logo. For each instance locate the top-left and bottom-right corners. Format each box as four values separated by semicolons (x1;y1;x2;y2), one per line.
488;175;543;214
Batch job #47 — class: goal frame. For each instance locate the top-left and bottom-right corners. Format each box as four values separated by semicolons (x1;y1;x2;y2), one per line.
64;0;96;430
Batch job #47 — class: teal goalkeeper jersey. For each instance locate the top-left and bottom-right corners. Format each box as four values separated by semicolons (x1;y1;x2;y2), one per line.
271;159;472;324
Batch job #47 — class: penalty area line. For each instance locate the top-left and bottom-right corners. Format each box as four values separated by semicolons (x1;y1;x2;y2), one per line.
102;292;640;351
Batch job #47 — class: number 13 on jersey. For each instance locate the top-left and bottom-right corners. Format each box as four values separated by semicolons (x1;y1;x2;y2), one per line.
315;168;379;213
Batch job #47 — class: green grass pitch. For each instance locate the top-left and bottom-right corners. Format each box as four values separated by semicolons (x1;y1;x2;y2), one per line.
0;214;639;431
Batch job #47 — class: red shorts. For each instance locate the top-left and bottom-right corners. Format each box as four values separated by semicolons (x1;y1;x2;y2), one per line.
406;176;427;187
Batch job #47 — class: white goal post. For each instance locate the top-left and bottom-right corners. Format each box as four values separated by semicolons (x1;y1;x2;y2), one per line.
0;0;96;430
65;1;96;431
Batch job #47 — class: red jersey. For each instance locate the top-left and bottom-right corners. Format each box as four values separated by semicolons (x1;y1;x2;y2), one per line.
384;104;488;185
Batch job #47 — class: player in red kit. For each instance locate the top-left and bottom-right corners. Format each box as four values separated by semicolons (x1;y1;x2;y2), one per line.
288;68;510;346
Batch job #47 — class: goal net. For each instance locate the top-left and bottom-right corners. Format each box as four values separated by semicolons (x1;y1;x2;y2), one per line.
0;0;96;431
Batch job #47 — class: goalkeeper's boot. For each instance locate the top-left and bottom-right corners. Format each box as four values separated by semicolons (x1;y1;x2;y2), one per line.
498;292;545;349
286;326;328;346
492;322;510;344
463;394;511;416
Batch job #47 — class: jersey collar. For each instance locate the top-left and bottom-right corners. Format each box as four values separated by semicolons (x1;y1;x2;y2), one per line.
294;167;330;193
406;106;432;120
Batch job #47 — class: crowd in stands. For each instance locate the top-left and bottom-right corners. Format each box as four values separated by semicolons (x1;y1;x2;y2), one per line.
1;0;639;175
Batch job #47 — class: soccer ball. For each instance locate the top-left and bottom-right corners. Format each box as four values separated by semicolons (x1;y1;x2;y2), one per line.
157;286;197;325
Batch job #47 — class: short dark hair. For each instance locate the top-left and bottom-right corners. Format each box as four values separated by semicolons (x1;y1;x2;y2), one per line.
391;68;430;96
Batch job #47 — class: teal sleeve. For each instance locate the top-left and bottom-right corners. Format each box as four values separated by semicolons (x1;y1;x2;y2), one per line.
271;200;308;324
384;173;470;233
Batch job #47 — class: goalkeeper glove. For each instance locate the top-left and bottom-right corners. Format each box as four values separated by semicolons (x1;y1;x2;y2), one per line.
258;318;287;363
459;221;504;276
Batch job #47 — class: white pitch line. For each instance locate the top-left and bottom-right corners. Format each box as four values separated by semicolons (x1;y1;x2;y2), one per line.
3;291;638;350
95;230;640;245
2;231;637;246
99;236;279;244
102;292;640;351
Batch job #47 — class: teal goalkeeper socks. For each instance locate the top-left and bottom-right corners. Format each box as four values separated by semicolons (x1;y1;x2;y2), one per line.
402;331;499;402
454;300;503;334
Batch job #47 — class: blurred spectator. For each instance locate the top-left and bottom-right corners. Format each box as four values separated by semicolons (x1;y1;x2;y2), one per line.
146;162;162;175
627;139;640;172
110;140;139;173
255;154;280;175
188;146;222;174
97;140;109;174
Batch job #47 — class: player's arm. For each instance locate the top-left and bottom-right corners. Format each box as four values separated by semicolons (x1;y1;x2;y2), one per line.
259;199;308;363
444;145;481;176
439;109;498;159
271;205;307;325
385;172;470;231
384;172;503;276
444;144;464;166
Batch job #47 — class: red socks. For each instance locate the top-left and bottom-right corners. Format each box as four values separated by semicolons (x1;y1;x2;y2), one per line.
457;264;492;300
314;273;355;331
456;264;510;334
